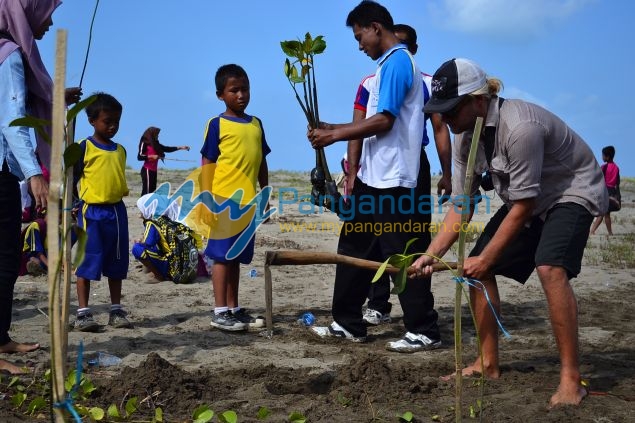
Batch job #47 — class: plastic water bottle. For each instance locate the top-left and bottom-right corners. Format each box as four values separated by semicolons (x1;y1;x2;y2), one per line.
88;352;122;367
297;312;315;327
248;269;258;278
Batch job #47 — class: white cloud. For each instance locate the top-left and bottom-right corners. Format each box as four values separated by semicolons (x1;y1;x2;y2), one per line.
428;0;595;39
504;86;548;107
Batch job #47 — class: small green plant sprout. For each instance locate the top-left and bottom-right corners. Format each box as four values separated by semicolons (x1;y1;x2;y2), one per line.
337;391;352;407
397;410;414;422
257;406;272;420
75;404;105;421
372;238;422;294
65;369;97;401
280;33;345;216
372;118;491;423
288;411;307;423
105;396;139;421
280;33;326;130
192;404;214;423
218;410;238;423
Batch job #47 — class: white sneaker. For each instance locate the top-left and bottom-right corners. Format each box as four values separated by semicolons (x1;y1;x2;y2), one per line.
362;308;391;325
310;322;366;343
386;332;441;353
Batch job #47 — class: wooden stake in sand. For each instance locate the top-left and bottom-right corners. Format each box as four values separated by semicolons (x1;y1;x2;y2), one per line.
48;29;68;423
263;250;455;335
453;116;484;422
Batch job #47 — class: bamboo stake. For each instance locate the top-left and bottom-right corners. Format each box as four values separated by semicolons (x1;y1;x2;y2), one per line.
48;29;68;423
454;117;484;422
263;250;456;335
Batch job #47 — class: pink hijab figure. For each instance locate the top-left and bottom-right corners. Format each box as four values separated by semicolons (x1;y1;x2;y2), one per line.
0;0;80;376
0;0;62;167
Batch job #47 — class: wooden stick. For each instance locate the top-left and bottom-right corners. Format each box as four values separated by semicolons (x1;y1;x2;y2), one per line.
454;116;484;422
49;29;67;423
265;250;455;274
263;250;456;335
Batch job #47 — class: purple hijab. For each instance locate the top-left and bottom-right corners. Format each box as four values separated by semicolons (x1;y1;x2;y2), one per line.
0;0;62;169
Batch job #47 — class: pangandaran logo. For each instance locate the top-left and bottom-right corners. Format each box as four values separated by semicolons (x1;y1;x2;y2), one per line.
139;162;275;261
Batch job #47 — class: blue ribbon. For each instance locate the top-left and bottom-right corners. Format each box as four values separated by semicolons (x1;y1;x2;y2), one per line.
52;341;83;422
453;276;511;338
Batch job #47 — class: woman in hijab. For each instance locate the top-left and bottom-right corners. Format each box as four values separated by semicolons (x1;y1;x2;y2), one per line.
0;0;81;374
137;126;190;195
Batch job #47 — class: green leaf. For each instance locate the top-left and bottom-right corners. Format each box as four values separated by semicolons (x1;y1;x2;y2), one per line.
63;141;84;169
193;405;214;423
26;397;46;415
9;115;51;129
193;410;214;423
289;75;305;84
398;411;414;422
8;376;19;387
372;258;390;283
124;397;138;417
107;404;120;418
154;407;164;422
81;378;97;396
219;410;238;423
303;32;313;54
11;392;26;408
66;94;97;124
280;40;302;58
288;411;306;423
311;35;327;54
284;58;292;77
257;406;271;419
9;116;51;144
72;226;88;268
89;407;105;420
403;237;419;254
391;267;408;295
289;66;304;84
64;370;77;393
388;253;411;268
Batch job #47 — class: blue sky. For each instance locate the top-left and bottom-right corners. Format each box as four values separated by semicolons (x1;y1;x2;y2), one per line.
40;0;634;176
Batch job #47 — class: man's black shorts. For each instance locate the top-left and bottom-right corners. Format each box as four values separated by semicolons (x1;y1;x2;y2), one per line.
469;202;593;283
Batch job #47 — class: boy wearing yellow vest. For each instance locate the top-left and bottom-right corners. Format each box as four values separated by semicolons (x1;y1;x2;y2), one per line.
72;92;131;332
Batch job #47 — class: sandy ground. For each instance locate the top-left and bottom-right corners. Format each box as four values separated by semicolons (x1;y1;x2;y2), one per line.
2;169;634;422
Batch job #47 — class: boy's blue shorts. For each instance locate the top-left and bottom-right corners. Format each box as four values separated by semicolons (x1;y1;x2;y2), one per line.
76;201;129;281
205;231;255;264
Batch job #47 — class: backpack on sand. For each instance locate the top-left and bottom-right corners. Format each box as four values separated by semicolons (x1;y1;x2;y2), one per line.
153;216;198;284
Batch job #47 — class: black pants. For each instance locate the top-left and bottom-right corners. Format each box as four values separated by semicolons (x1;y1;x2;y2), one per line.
366;151;432;315
140;167;158;196
333;165;438;339
0;168;22;346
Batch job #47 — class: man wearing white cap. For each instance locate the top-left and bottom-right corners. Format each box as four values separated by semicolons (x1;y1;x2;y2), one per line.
412;58;607;407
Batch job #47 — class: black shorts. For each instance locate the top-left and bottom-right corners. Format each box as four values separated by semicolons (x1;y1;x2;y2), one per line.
470;202;593;283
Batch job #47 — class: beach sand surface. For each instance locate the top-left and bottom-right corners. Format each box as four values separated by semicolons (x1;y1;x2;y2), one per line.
3;169;634;422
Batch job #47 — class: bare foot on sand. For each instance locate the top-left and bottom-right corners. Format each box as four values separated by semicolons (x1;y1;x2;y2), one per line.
548;382;588;408
0;340;40;354
440;362;500;382
0;359;29;375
